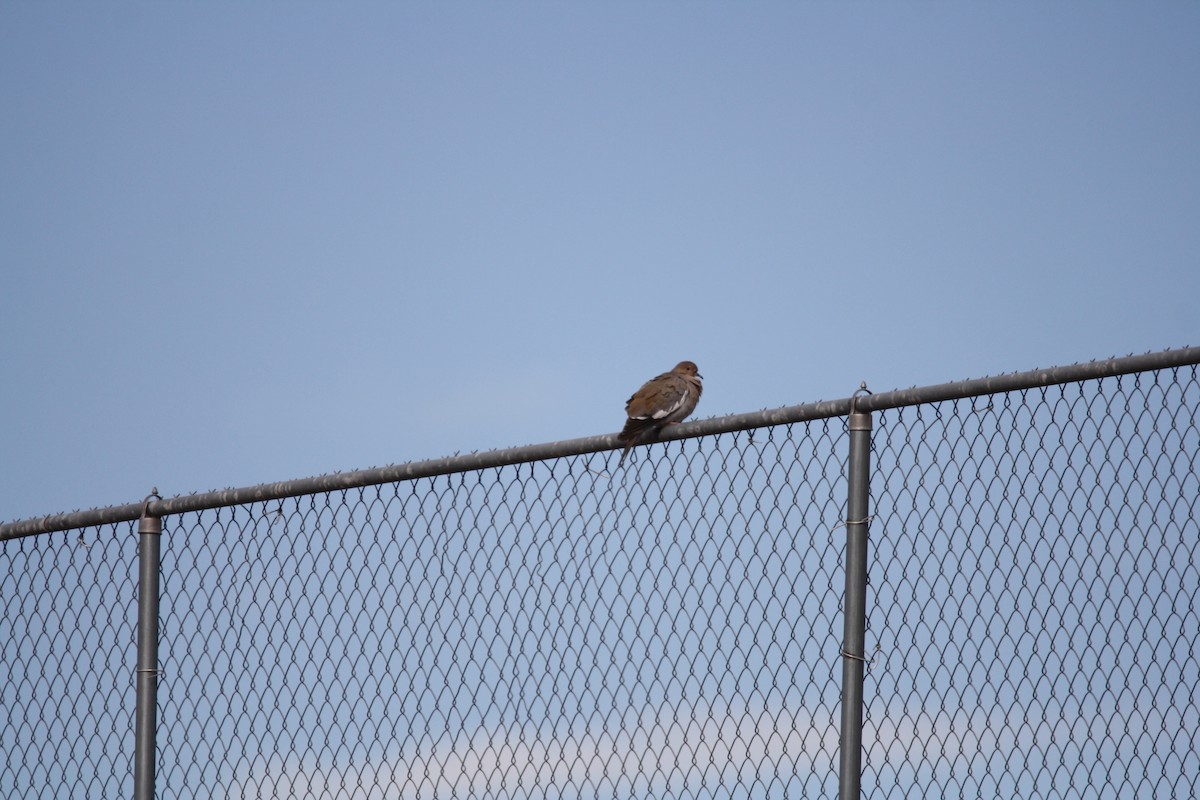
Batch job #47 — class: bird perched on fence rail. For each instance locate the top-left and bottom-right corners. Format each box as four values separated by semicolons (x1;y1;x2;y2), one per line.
617;360;703;466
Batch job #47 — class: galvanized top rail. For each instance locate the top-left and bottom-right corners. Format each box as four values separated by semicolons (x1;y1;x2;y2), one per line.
3;346;1197;541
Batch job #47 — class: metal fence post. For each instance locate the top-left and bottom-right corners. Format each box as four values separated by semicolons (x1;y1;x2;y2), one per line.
838;407;872;800
134;497;162;800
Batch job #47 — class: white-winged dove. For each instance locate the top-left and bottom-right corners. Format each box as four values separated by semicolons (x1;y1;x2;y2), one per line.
617;360;703;466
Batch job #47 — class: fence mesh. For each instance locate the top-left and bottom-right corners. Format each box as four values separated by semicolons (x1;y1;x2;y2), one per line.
869;368;1200;799
2;365;1198;800
158;419;847;800
1;523;137;798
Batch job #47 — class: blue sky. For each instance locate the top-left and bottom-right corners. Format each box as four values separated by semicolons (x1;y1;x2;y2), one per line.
2;2;1198;522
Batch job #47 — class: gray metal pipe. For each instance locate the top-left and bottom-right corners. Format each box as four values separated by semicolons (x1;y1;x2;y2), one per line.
134;505;162;800
838;408;872;800
854;346;1200;413
3;346;1197;540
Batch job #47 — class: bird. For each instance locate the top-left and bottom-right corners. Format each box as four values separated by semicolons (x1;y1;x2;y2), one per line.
617;360;703;466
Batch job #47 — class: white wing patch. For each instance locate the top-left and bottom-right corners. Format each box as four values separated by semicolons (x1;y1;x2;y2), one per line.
649;394;686;420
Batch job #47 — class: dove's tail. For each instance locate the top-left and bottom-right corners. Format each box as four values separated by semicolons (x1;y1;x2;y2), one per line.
617;420;662;467
617;442;633;467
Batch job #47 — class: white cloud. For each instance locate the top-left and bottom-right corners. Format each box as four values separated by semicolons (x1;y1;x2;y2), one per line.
223;697;834;800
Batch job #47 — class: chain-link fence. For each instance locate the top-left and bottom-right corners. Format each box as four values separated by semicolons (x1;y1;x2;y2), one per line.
2;523;137;797
3;351;1199;799
868;370;1200;798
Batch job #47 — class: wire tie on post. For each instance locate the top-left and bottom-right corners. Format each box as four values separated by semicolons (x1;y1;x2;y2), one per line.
840;645;874;666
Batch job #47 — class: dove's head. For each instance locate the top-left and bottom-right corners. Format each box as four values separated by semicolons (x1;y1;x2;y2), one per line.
673;361;702;380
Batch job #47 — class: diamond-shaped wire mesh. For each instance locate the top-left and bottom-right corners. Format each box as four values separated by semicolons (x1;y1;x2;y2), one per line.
155;421;846;799
2;364;1199;800
0;524;137;799
868;367;1200;799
